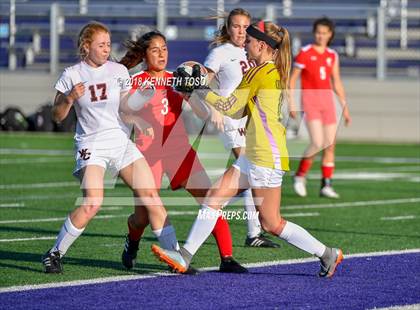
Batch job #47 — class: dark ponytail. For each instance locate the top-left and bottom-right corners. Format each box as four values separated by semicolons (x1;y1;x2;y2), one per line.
119;31;166;69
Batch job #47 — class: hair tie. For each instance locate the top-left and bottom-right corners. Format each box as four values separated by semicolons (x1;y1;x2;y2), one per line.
258;20;265;32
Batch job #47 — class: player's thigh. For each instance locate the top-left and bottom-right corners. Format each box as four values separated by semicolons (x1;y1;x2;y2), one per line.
119;157;158;191
323;123;337;149
305;119;324;155
79;165;105;205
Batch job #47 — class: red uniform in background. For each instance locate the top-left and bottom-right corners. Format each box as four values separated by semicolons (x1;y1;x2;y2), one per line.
294;44;338;125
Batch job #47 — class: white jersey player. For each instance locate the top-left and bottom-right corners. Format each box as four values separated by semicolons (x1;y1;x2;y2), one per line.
204;8;280;248
42;22;180;273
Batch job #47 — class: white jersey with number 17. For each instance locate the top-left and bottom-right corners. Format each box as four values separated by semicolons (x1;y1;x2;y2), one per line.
55;60;131;149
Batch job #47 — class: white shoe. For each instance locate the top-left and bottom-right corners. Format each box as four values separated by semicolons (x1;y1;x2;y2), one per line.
320;186;340;199
293;176;307;197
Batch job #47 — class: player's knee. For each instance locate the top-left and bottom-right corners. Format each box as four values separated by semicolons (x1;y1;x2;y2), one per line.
260;217;286;236
136;189;161;205
311;140;323;152
80;201;102;219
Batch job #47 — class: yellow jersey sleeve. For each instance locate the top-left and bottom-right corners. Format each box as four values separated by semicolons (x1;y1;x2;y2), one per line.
204;65;262;119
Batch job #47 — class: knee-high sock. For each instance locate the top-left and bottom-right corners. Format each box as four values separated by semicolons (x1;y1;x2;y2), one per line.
211;216;233;258
52;216;85;256
128;220;145;242
296;158;313;177
278;221;326;257
183;205;219;256
152;225;180;251
243;189;261;238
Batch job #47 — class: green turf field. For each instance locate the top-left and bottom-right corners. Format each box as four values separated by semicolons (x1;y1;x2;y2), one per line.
0;132;419;288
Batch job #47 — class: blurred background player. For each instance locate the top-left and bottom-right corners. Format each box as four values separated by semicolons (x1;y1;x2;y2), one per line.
204;8;279;248
42;22;179;273
152;21;343;278
119;31;247;273
289;17;352;199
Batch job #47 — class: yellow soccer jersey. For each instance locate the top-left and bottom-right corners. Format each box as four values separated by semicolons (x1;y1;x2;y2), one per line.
205;61;289;170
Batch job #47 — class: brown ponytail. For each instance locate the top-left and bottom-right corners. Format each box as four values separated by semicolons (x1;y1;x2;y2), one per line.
209;8;251;48
257;22;291;101
119;31;166;70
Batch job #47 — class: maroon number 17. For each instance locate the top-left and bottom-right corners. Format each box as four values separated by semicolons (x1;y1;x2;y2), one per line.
89;83;108;102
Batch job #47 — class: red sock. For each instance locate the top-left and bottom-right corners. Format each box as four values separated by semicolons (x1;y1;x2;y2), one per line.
128;221;145;242
322;164;335;179
296;158;313;177
211;216;233;258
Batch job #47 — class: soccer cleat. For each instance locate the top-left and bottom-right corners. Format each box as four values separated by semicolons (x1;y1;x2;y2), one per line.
121;234;140;270
219;257;248;273
151;244;188;273
293;176;307;197
170;265;199;275
319;248;343;278
320;186;340;199
245;234;281;248
42;249;63;273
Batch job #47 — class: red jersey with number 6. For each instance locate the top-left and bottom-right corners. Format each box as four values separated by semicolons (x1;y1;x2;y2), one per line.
294;44;337;109
130;71;190;156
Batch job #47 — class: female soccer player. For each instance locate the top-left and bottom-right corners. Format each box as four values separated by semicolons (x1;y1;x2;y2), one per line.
290;17;351;199
118;31;246;273
42;22;179;273
204;8;279;248
152;21;343;278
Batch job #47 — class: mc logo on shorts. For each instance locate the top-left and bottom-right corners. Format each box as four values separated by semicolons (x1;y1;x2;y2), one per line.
78;148;91;160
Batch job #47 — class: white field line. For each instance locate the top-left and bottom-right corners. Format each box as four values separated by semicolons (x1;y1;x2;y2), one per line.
0;181;79;190
0;158;72;164
0;236;56;243
2;168;420;191
282;197;420;211
0;149;72;156
381;215;416;221
0;248;419;294
0;203;24;208
0;211;319;225
307;172;420;181
369;304;420;310
0;214;128;225
1;148;419;163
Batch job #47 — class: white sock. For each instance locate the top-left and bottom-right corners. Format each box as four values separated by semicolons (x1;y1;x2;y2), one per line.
278;221;326;257
243;189;262;238
52;216;85;256
152;225;180;251
183;205;219;256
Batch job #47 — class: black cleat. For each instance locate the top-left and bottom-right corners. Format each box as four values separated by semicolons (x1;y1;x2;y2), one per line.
170;265;199;275
245;234;281;248
42;249;63;273
122;234;140;270
219;257;248;273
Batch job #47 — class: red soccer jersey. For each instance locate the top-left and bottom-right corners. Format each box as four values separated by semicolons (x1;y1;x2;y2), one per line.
294;44;337;90
130;71;190;157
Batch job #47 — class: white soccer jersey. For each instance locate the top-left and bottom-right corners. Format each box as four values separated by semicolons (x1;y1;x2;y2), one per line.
204;43;255;131
55;61;131;148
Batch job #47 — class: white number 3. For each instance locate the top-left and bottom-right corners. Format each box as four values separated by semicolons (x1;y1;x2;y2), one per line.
161;98;169;115
319;66;326;80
